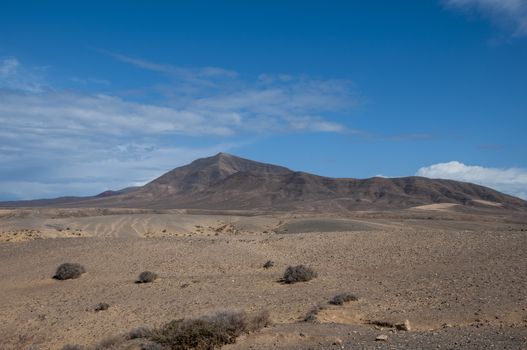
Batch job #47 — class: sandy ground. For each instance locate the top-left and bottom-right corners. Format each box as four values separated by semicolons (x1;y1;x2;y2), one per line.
0;208;526;349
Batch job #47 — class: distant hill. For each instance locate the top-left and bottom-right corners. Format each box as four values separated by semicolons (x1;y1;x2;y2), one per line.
2;153;526;211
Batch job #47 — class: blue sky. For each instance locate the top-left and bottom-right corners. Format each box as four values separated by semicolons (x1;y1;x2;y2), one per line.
1;0;526;200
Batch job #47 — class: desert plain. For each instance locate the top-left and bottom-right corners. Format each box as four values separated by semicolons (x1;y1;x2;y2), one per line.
1;206;526;349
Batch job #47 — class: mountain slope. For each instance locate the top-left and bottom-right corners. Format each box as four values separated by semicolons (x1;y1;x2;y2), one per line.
1;153;526;211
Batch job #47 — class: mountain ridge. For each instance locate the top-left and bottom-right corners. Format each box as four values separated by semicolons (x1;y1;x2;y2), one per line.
1;152;526;211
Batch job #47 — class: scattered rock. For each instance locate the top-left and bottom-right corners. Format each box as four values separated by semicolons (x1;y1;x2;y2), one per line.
376;334;388;341
332;337;343;347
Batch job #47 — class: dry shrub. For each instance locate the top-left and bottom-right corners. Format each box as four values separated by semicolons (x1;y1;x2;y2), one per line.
94;302;110;312
53;263;86;280
282;265;317;284
367;320;395;328
328;293;358;305
141;342;164;350
137;271;158;283
303;304;325;323
263;260;274;269
129;326;152;339
93;334;128;350
61;345;85;350
150;310;270;350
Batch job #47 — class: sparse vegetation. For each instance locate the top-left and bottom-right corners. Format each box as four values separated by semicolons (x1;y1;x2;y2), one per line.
149;310;270;350
53;263;86;280
94;302;110;312
137;271;158;283
282;265;317;284
329;292;358;305
61;345;85;350
141;342;164;350
263;260;274;269
366;319;411;331
129;326;152;339
93;334;128;350
367;320;396;328
303;304;325;323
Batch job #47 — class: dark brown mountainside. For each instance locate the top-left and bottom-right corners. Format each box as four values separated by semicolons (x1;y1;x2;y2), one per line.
2;153;526;211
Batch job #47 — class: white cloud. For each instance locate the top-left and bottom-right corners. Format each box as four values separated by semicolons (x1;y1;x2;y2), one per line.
97;49;239;85
0;57;19;75
0;141;235;200
71;76;110;85
0;56;357;200
443;0;527;37
417;161;527;199
0;57;46;92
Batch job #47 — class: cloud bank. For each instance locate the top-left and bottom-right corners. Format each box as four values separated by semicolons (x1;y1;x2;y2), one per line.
417;161;527;199
443;0;527;37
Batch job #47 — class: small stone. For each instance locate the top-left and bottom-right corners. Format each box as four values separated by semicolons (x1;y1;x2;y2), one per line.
332;338;343;346
375;334;388;341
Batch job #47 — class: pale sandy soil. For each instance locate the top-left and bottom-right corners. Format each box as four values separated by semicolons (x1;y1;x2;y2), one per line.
473;199;504;207
0;209;526;349
411;203;460;211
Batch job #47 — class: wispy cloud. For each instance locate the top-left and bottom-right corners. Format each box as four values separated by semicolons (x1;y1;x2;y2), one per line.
0;56;360;199
417;161;527;199
70;76;110;85
97;49;238;84
443;0;527;37
0;144;234;200
0;57;47;92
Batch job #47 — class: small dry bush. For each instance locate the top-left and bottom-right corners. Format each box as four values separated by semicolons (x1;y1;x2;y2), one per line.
367;320;395;328
263;260;274;269
303;304;325;323
137;271;158;283
129;326;152;339
94;302;110;312
61;345;85;350
282;265;317;284
329;293;358;305
150;310;270;350
94;334;128;350
53;263;86;280
141;342;164;350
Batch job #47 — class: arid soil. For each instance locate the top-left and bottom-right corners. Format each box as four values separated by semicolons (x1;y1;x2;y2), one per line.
0;208;526;349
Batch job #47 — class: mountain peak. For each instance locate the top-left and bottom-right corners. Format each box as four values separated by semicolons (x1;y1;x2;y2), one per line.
191;152;242;166
190;152;291;174
5;154;525;212
214;152;234;158
137;152;293;196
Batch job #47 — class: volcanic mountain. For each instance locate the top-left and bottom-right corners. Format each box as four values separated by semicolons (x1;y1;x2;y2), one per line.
2;152;526;211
